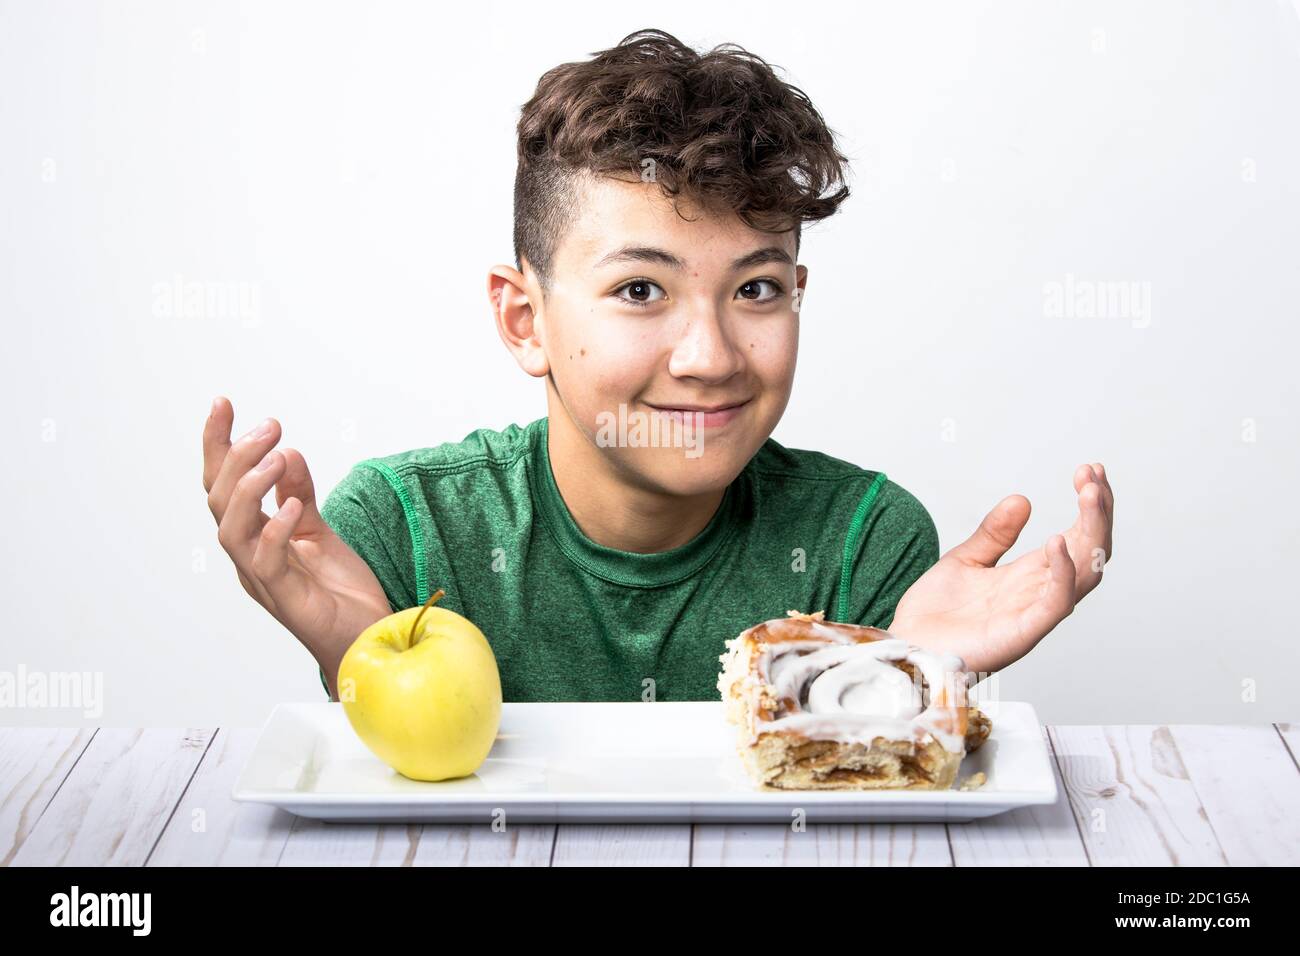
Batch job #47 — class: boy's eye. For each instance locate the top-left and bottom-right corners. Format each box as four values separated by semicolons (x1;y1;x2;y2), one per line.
612;277;787;307
614;279;667;306
737;278;785;302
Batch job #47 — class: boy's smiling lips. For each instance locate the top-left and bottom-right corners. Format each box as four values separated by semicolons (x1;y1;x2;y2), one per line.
644;398;752;427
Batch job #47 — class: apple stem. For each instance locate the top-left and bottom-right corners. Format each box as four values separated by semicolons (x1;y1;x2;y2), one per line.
407;588;446;648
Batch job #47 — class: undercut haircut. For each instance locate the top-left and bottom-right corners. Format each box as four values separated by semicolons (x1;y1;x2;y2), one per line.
513;28;852;291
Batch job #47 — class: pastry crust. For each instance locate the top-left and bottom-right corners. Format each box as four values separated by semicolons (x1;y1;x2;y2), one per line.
717;610;991;790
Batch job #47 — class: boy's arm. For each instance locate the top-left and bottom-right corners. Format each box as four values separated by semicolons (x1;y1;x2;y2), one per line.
317;465;417;697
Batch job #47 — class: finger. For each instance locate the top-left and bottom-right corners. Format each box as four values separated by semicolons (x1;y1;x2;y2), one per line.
251;496;312;612
216;449;285;572
1071;480;1110;595
1091;461;1115;521
274;448;330;535
206;414;282;523
1071;463;1094;495
1073;462;1115;524
202;396;233;493
946;494;1032;567
1020;534;1077;636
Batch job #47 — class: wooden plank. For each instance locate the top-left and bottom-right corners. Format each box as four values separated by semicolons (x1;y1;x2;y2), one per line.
277;819;555;866
1168;725;1300;866
0;728;96;866
405;824;555;866
1050;726;1227;865
9;729;213;866
947;726;1090;865
692;822;952;865
551;825;691;866
278;819;439;865
147;728;296;866
1275;723;1299;768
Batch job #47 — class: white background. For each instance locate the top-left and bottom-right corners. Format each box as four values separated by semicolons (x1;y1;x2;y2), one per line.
2;0;1297;727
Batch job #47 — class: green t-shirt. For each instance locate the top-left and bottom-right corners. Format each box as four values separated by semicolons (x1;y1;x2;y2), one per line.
317;416;939;702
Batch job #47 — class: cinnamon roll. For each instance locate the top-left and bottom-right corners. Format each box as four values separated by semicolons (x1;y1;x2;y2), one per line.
717;610;991;790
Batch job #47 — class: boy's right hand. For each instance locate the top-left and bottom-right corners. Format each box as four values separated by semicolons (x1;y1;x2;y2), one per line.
202;396;392;697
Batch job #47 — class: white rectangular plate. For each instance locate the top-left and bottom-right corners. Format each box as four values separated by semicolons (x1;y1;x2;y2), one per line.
232;700;1057;823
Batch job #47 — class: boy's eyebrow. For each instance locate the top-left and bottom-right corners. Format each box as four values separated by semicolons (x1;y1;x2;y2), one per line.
594;246;686;270
593;245;794;271
730;246;794;271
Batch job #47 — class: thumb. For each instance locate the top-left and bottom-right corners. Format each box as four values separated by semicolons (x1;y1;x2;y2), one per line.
946;494;1031;567
1043;533;1077;609
274;448;329;533
1020;533;1077;634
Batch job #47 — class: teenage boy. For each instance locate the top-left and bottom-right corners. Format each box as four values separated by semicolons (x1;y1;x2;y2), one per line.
201;30;1113;702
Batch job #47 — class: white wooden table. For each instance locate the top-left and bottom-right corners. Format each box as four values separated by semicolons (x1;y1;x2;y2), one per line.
3;724;1297;866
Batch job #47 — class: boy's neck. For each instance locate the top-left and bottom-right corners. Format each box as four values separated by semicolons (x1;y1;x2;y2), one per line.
545;410;726;554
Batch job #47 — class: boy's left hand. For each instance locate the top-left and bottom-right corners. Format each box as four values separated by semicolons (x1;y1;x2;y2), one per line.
886;463;1114;675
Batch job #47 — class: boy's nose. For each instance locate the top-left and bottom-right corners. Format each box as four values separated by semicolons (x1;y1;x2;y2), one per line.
666;309;745;383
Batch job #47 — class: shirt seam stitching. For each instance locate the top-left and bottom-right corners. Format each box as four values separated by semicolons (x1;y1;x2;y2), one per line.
358;459;430;605
379;451;532;481
836;471;890;623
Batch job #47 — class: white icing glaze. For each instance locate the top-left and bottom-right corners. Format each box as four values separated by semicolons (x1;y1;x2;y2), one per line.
744;617;969;754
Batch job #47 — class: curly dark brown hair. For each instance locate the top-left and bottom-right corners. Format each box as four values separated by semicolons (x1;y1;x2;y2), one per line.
513;28;852;290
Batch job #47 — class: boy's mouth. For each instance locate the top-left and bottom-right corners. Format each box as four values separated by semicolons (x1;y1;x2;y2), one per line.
644;398;752;428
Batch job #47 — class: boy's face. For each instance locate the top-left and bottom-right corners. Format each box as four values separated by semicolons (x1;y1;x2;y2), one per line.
516;174;805;497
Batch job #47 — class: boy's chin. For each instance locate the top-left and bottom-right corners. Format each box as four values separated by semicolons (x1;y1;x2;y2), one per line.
619;444;753;497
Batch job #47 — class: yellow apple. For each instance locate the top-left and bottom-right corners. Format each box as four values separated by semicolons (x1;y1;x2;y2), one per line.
338;589;502;781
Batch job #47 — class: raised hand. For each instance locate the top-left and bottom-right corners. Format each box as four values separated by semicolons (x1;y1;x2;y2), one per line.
887;464;1114;675
202;396;392;696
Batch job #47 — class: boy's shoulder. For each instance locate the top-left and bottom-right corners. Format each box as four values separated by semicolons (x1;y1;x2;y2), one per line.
320;418;543;528
744;435;939;565
747;436;932;520
354;418;541;479
748;434;882;480
747;437;940;626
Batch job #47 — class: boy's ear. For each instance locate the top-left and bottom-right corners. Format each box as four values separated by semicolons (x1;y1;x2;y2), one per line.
488;263;550;379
